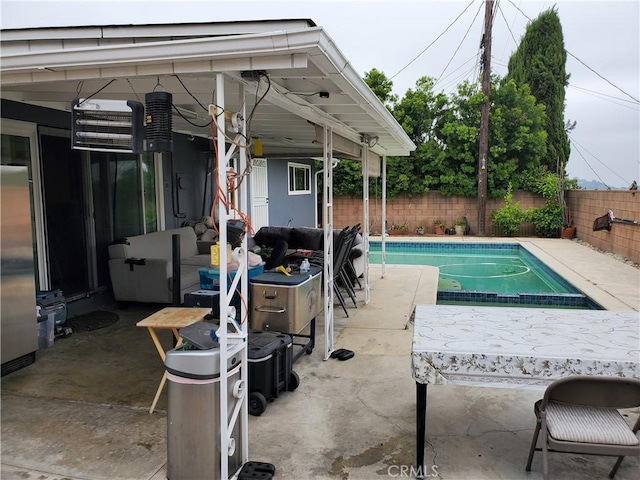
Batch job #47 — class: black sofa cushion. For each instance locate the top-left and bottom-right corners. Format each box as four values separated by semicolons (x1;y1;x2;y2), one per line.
290;227;324;251
253;226;293;248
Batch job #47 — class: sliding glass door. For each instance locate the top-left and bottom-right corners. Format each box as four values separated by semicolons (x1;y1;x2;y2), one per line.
3;120;162;300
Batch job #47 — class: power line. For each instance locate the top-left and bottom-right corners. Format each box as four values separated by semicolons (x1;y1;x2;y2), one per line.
506;0;640;104
567;52;640;104
568;133;635;187
568;139;610;189
435;1;484;87
439;63;480;93
390;0;476;81
435;54;479;90
569;85;640;111
497;3;519;47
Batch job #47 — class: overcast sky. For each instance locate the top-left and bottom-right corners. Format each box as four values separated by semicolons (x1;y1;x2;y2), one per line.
2;0;639;188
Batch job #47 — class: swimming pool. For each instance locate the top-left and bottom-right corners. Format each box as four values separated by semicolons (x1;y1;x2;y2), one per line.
369;242;603;309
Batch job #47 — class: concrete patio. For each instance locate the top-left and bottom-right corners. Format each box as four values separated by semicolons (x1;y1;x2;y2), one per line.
1;237;638;480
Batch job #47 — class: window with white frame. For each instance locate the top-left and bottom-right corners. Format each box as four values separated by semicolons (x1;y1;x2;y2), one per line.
288;162;311;195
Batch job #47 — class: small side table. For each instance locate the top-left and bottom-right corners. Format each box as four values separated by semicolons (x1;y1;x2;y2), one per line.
136;307;209;413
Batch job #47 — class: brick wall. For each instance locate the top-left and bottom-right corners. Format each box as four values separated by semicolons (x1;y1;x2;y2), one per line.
333;189;640;263
333;191;544;236
567;189;640;263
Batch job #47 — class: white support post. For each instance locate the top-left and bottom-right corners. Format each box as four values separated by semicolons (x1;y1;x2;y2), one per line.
214;72;254;480
212;73;251;480
214;73;231;480
381;155;387;278
323;125;334;360
236;82;250;467
361;143;370;304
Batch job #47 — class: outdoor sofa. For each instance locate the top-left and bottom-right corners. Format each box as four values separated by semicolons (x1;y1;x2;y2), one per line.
108;227;214;304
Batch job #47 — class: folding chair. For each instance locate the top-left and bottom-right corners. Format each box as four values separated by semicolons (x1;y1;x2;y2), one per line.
525;375;640;480
335;224;361;308
309;227;350;317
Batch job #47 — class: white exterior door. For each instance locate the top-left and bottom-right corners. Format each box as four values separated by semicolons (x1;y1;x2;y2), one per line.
250;158;269;231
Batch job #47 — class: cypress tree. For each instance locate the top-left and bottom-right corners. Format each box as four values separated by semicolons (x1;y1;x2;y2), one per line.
507;8;570;173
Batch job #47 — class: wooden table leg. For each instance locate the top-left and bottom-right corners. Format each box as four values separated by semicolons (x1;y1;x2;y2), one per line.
146;327;166;361
416;381;427;479
149;371;167;414
145;326;182;413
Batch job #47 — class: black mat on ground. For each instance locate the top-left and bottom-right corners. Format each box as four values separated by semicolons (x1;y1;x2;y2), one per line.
65;311;119;333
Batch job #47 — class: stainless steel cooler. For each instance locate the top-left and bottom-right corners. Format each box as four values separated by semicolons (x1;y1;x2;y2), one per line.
250;266;322;333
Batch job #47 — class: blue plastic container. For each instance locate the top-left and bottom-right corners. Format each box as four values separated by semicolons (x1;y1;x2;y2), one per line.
198;264;265;291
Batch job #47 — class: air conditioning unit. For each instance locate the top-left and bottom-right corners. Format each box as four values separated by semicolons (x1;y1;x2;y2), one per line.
71;98;144;153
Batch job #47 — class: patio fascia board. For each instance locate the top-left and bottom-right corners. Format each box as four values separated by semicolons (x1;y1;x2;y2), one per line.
1;25;414;156
313;33;416;157
0;19;317;41
0;28;325;75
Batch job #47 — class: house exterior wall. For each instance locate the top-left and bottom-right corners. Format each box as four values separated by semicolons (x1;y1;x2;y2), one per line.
2;98;68;130
266;158;316;227
162;135;212;229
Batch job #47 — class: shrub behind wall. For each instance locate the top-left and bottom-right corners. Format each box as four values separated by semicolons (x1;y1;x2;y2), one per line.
333;191;544;236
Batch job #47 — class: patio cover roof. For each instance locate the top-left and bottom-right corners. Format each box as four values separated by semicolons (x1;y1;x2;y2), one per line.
0;19;416;159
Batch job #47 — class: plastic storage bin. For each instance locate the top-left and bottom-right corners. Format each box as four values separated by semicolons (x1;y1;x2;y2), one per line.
183;290;221;316
198;263;264;290
37;312;54;349
36;290;67;325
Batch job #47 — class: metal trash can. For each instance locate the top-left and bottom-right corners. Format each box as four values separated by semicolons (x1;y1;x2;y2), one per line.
165;323;244;480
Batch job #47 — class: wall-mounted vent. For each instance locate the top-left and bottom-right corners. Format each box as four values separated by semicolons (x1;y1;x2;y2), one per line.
144;91;173;152
71;98;144;153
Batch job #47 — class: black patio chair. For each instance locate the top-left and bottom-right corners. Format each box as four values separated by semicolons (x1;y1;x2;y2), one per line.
309;226;353;317
335;224;361;307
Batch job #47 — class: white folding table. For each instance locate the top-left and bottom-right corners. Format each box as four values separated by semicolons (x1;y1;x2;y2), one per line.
411;305;640;478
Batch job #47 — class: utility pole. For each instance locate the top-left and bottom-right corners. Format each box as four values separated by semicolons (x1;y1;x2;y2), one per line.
477;0;494;236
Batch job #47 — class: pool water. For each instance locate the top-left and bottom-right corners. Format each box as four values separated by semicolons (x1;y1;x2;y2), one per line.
369;242;602;309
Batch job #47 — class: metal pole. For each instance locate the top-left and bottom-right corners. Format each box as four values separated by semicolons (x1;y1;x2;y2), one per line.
323;125;334;360
236;82;249;466
215;72;230;480
477;0;494;236
171;234;181;306
381;155;387;278
361;141;370;304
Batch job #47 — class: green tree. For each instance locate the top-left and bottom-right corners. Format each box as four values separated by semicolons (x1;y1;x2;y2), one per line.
391;76;450;196
334;70;548;200
488;78;547;198
363;68;398;110
507;8;570;174
433;80;484;196
431;78;547;198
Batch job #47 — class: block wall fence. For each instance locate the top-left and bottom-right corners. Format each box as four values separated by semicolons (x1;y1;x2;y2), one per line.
566;189;639;264
331;189;640;264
